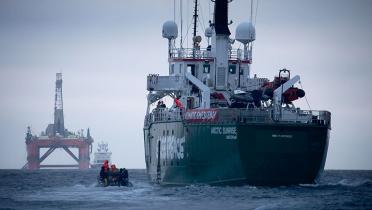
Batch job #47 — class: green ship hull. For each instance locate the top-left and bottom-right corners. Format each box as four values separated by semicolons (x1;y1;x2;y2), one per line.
143;111;330;186
144;0;331;186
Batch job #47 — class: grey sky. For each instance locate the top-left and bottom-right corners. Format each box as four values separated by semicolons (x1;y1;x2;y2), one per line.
0;0;371;169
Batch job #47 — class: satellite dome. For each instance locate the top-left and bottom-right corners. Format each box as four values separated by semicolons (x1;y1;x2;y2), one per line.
205;27;213;38
235;22;255;44
162;21;178;39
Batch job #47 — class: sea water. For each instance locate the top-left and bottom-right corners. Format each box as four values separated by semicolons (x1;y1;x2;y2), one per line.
0;169;371;210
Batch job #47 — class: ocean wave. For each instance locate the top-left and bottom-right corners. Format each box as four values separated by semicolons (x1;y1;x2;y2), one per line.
332;178;372;187
3;170;372;210
253;203;280;210
298;183;319;188
300;179;372;188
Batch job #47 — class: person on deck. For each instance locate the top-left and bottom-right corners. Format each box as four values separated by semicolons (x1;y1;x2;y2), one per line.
156;101;162;109
124;168;129;181
103;160;109;170
174;97;184;109
110;164;119;184
118;168;129;186
160;101;166;108
100;160;110;186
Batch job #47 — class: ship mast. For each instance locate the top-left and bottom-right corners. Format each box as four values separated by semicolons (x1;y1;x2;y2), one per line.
192;0;198;39
192;0;199;58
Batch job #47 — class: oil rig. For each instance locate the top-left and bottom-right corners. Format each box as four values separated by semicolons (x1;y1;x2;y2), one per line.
22;73;93;170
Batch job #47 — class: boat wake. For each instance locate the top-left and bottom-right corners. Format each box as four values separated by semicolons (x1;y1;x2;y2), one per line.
331;178;372;187
299;178;372;188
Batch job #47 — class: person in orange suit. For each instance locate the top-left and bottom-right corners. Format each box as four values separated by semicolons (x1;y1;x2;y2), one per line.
174;96;184;109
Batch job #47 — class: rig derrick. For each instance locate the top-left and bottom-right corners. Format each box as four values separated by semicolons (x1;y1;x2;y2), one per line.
22;73;93;170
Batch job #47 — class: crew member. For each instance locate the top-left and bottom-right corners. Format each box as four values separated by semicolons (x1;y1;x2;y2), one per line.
119;168;129;186
110;164;119;185
100;160;110;186
160;101;166;108
174;97;184;109
156;101;162;109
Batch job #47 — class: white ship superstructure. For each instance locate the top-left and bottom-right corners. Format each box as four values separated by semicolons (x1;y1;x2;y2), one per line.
91;142;112;168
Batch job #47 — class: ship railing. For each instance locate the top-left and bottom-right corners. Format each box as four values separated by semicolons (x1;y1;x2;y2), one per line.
145;108;183;125
209;108;273;123
215;108;331;126
238;109;273;123
169;48;246;60
170;48;212;59
307;110;331;127
275;109;331;126
144;108;331;127
147;74;185;91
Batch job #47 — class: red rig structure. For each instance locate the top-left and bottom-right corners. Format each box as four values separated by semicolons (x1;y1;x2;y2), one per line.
22;73;93;169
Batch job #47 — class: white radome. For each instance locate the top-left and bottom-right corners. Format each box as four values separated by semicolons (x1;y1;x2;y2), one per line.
235;22;256;44
205;27;213;38
162;21;178;39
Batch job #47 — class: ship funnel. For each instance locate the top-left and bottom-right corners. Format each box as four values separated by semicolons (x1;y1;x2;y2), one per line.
214;0;231;36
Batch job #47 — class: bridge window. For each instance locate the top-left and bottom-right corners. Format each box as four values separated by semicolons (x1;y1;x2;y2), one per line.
229;65;236;74
170;64;175;74
203;64;210;73
187;64;196;76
